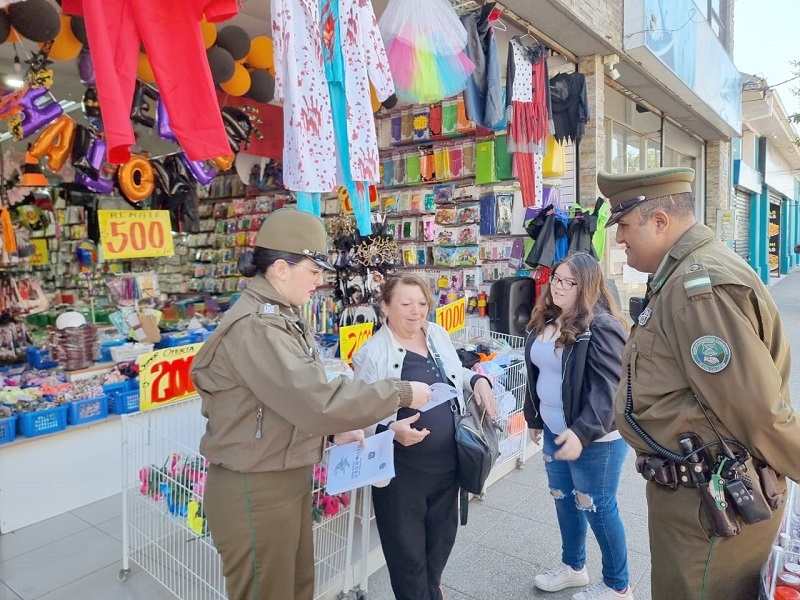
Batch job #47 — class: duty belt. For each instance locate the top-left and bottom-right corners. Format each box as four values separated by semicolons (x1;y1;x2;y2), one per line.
635;454;698;490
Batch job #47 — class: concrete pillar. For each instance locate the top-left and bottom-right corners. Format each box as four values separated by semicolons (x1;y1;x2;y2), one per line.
705;140;731;229
577;55;605;207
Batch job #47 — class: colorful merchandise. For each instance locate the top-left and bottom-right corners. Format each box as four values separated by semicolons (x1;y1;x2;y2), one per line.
379;0;475;103
506;36;551;207
271;0;393;207
61;0;235;164
460;3;504;128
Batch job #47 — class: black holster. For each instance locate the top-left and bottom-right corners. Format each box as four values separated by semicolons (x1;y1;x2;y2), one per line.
678;433;741;537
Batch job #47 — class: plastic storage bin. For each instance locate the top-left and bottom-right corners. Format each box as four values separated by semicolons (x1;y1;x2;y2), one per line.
0;414;17;445
26;346;58;370
17;405;69;438
99;339;127;362
102;381;128;397
67;395;109;426
109;390;140;415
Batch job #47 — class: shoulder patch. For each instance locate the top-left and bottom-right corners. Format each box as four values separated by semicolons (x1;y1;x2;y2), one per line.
690;335;731;373
683;264;712;297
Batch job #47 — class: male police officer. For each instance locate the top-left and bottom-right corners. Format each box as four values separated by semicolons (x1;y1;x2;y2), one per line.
598;167;800;599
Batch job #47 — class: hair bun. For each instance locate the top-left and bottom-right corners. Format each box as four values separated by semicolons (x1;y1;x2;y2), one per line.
237;251;257;277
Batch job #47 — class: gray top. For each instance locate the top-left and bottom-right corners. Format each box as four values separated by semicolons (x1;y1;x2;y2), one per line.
529;338;567;435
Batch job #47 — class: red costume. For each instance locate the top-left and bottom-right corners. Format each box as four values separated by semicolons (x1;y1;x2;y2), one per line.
61;0;237;164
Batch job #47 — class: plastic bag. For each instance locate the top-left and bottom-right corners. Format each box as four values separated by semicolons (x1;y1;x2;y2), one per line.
542;134;566;178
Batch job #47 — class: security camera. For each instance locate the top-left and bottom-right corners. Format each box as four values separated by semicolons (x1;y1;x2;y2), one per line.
608;67;621;81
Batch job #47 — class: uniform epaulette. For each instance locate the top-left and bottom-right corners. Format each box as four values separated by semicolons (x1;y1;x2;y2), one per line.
683;263;713;297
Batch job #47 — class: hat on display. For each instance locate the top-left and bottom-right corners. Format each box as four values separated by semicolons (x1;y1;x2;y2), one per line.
255;208;334;270
20;151;49;187
598;167;695;228
234;152;265;185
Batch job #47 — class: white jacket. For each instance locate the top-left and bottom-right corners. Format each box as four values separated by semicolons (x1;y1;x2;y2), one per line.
353;322;476;428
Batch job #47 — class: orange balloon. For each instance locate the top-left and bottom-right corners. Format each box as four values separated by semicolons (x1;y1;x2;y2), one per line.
48;15;82;61
212;154;235;171
7;27;22;44
30;115;76;172
220;63;250;96
118;155;155;202
200;19;217;50
247;36;273;70
137;53;156;83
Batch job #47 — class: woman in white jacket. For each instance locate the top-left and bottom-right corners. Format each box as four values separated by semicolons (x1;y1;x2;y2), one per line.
353;274;495;600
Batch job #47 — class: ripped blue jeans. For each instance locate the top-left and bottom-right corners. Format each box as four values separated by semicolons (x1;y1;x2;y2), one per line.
542;425;630;591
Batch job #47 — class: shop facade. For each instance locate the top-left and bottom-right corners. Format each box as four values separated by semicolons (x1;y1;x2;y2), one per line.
490;0;741;309
737;80;800;283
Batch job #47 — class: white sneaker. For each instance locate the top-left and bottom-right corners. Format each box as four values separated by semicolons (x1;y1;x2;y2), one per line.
533;563;590;592
572;582;634;600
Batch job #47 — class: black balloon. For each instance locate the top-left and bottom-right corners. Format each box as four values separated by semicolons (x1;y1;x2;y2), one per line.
0;10;10;45
215;25;250;62
71;125;96;176
206;46;235;85
247;70;275;103
382;94;399;110
70;16;89;47
130;81;159;128
8;0;61;43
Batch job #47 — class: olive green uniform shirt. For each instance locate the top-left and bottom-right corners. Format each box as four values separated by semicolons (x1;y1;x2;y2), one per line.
614;223;799;600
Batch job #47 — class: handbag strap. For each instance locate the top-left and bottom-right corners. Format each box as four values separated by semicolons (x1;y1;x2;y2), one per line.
427;333;465;415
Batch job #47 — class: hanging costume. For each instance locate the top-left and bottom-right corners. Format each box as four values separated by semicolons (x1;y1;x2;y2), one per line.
379;0;474;104
506;36;551;208
460;2;503;129
61;0;235;165
272;0;394;234
549;72;589;146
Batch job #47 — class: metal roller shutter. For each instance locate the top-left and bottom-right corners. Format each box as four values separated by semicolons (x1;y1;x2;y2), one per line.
734;189;751;261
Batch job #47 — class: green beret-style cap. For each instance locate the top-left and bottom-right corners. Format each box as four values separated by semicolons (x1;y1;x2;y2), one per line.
598;167;695;227
255;208;334;270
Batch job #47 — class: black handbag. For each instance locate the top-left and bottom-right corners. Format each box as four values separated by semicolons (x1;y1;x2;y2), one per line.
429;338;501;524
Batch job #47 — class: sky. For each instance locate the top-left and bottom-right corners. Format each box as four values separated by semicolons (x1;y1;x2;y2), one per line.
733;0;800;119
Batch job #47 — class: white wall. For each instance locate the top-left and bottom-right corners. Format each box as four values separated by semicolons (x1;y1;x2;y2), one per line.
765;144;796;198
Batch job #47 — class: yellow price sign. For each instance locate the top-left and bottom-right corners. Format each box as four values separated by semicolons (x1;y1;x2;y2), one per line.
29;239;49;266
436;297;466;334
339;322;374;363
139;343;203;412
98;209;174;260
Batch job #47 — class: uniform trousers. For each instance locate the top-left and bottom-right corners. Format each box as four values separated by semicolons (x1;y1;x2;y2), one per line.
647;477;786;600
204;464;314;600
372;464;459;600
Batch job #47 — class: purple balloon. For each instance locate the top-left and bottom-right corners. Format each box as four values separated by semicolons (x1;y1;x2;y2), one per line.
75;137;114;193
180;153;216;186
11;87;63;140
156;95;178;143
78;49;95;86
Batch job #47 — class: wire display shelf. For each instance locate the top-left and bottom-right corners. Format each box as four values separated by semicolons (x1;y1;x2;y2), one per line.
120;397;359;600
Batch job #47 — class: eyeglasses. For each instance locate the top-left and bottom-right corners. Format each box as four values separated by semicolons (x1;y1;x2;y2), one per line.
550;274;578;290
287;261;324;278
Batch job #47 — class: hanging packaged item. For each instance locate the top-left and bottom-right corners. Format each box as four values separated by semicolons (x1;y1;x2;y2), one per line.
494;134;513;181
429;103;443;137
462;141;476;177
413;106;431;142
475;140;496;184
379;0;475;103
542;134;567;178
406;151;421;184
441;99;459;136
420;147;436;182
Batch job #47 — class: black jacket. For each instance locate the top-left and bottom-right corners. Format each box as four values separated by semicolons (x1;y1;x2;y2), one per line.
523;313;627;447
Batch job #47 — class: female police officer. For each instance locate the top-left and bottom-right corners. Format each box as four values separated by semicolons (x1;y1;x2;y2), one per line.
191;208;431;600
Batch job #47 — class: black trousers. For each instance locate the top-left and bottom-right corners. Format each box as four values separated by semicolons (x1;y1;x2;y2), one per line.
372;463;459;600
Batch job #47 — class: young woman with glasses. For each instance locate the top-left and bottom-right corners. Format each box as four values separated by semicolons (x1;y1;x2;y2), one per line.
523;252;635;600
